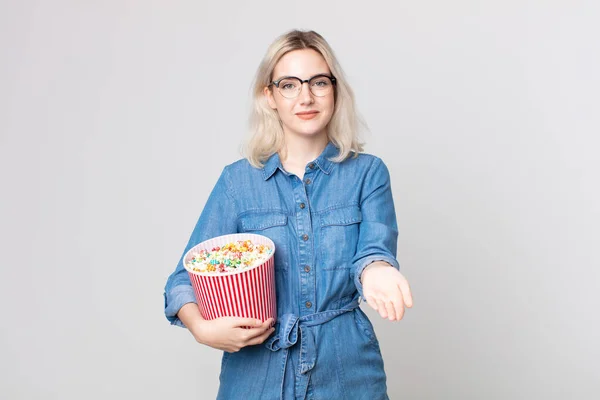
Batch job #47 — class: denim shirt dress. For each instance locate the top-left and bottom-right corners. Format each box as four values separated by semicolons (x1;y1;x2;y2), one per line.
164;142;400;400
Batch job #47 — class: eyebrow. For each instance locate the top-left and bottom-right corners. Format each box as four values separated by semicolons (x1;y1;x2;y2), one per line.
272;73;332;82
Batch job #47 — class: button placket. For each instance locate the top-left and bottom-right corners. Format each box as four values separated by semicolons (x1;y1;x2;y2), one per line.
292;176;315;317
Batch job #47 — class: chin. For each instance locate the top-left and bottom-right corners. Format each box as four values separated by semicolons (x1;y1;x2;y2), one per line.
296;127;327;137
294;122;328;135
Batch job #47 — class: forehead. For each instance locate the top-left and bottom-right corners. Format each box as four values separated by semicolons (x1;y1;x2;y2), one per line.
273;49;330;79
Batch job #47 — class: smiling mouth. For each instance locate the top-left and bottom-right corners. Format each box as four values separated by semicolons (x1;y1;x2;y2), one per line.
296;111;319;120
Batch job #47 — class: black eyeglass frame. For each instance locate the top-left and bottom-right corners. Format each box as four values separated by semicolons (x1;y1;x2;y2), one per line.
269;74;337;97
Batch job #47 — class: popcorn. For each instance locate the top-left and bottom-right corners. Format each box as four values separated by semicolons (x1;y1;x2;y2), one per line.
185;239;273;274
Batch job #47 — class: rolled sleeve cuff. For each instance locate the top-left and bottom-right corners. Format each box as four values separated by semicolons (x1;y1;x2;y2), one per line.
353;255;400;301
164;285;197;328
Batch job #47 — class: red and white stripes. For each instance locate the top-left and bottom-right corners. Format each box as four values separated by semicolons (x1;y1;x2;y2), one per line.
184;234;277;327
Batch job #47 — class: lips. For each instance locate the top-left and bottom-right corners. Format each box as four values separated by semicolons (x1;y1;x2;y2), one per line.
296;111;319;120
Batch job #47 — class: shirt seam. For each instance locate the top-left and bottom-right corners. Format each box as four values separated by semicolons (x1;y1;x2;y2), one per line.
359;156;384;206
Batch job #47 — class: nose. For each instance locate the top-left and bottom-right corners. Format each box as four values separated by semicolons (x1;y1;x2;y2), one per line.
299;82;314;105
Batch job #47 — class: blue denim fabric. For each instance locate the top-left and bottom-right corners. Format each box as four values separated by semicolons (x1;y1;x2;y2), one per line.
164;142;400;399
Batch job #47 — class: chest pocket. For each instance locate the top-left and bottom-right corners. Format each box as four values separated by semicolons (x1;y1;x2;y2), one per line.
239;212;289;271
319;205;362;270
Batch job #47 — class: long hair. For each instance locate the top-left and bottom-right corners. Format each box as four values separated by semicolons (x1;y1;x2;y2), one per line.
244;30;366;168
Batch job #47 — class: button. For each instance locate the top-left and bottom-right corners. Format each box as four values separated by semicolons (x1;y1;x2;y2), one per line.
308;163;315;169
299;202;306;209
304;178;311;185
305;301;312;308
304;265;311;272
302;234;309;241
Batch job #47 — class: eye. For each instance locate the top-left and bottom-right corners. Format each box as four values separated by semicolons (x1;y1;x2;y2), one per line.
312;78;330;87
279;78;299;91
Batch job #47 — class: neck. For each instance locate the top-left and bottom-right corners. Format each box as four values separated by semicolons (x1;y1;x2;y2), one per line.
280;132;328;166
278;132;328;180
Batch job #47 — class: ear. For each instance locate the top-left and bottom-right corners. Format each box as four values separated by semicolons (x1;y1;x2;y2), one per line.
263;86;277;110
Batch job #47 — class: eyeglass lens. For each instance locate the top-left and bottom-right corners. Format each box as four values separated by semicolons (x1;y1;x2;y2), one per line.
278;76;334;98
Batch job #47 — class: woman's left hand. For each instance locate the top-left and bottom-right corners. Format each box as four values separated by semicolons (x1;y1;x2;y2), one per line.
361;262;413;321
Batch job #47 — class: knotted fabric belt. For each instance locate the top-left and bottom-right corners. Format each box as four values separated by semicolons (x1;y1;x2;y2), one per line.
265;297;360;399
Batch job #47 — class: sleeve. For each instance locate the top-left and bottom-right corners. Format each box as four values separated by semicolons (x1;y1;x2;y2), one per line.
163;166;238;327
351;157;400;301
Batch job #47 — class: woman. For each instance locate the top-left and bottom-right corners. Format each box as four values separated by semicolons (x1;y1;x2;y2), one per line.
164;29;413;400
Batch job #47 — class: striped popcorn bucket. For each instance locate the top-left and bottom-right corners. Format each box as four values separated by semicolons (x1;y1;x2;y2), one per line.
183;233;277;327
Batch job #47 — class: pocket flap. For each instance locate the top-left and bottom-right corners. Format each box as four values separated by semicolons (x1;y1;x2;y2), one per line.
240;212;288;231
319;206;362;227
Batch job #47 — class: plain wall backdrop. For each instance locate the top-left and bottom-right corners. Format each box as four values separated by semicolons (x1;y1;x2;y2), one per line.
1;1;599;399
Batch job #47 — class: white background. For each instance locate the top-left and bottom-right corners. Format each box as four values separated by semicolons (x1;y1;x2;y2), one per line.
1;1;599;399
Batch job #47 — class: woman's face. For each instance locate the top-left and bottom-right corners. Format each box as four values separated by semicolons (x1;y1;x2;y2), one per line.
265;49;335;141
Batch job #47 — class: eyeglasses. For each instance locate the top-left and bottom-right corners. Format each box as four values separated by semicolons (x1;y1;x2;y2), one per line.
269;74;337;99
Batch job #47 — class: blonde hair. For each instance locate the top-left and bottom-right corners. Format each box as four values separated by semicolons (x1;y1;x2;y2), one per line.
244;30;366;168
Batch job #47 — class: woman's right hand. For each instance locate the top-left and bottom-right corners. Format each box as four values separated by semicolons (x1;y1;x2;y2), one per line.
191;316;275;353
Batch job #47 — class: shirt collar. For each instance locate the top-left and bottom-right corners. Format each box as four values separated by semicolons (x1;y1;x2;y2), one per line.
262;141;339;181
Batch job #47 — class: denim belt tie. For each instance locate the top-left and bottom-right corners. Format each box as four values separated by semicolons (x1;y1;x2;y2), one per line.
265;298;360;400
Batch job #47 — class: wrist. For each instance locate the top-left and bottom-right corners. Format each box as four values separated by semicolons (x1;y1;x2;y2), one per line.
177;302;208;342
190;318;208;344
360;261;392;283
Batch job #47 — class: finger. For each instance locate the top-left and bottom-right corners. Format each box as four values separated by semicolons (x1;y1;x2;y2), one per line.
261;318;275;329
253;319;274;334
231;317;264;328
244;318;274;334
246;327;276;346
375;298;388;318
366;296;378;311
393;293;405;321
254;318;274;332
241;323;274;340
398;280;413;308
384;300;396;321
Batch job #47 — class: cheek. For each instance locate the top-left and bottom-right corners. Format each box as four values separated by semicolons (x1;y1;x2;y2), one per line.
274;98;294;115
277;105;295;123
277;110;299;130
322;95;335;112
321;98;335;121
